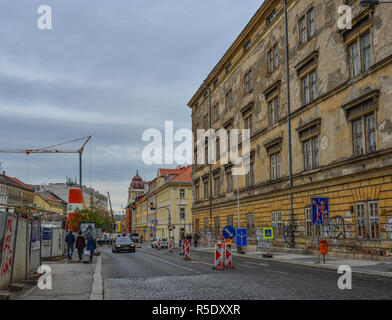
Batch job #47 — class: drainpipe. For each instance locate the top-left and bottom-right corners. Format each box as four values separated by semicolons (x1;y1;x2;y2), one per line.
284;0;295;249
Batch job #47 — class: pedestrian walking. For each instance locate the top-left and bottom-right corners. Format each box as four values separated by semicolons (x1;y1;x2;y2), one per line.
75;232;86;261
65;230;75;260
86;235;96;263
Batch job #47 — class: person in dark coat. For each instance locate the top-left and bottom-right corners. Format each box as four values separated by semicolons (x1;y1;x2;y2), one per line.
86;235;96;263
65;231;75;260
75;232;86;261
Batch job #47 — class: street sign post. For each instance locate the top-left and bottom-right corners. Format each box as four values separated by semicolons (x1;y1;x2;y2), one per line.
222;225;236;239
311;197;329;225
263;227;274;240
311;197;329;263
236;228;247;247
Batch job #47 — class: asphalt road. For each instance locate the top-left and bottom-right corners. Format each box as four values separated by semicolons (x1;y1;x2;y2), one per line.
100;244;392;300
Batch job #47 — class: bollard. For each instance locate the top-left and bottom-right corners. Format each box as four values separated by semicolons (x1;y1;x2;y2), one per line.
157;240;161;251
225;243;233;269
184;241;191;261
213;241;225;271
169;239;174;253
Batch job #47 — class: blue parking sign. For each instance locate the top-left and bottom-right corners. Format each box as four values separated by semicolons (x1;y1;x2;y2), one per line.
311;197;329;225
236;228;247;246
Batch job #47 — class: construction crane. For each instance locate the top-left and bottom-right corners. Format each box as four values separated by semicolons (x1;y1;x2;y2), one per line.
0;136;91;189
107;191;115;234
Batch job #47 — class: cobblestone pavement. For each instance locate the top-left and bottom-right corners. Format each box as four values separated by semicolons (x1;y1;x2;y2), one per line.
101;245;392;300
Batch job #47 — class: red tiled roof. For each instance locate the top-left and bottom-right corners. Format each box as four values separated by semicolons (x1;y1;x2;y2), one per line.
8;177;33;190
36;191;65;204
169;165;192;182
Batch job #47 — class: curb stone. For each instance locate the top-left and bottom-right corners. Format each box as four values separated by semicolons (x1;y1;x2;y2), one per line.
193;248;392;279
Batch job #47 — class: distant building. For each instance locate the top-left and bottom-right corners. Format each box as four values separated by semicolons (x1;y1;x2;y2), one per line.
33;191;67;215
132;165;193;242
0;172;34;212
33;178;108;210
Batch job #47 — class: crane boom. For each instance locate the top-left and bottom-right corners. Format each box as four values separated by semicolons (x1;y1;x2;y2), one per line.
0;136;91;188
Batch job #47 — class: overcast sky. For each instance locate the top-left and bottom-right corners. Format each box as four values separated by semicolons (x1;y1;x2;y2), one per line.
0;0;263;212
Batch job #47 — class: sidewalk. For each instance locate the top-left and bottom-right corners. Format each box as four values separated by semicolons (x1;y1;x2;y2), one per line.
193;246;392;278
12;250;101;300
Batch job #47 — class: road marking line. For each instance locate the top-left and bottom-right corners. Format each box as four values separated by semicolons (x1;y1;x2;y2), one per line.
238;264;256;269
245;261;269;267
139;252;201;274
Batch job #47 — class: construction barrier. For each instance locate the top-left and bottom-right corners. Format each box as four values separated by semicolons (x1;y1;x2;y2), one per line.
184;240;191;261
214;241;224;271
0;212;42;289
179;239;185;255
157;239;161;251
225;243;233;269
169;239;173;253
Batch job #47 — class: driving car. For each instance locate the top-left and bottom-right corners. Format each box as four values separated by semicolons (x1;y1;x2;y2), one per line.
112;236;136;253
130;233;140;243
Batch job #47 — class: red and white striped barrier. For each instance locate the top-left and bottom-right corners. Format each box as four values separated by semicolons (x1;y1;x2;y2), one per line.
169;239;174;253
225;243;233;269
179;240;185;255
157;240;161;251
214;241;225;271
184;240;191;261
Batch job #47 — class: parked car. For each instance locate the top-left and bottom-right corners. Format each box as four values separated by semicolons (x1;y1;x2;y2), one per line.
152;238;168;249
112;236;136;253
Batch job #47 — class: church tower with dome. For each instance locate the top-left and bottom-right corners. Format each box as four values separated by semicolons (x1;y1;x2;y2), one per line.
127;171;147;205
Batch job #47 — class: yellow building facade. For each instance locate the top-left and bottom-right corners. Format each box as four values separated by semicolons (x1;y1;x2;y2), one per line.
133;166;193;242
33;192;67;215
188;0;392;257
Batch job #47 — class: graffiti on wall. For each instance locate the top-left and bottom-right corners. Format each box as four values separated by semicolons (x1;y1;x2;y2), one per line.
320;216;348;239
282;224;297;246
1;217;14;276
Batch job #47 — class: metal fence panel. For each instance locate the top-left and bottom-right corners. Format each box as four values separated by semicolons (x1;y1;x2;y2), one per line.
0;213;18;288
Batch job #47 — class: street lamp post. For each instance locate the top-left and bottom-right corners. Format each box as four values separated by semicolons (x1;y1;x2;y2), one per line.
284;0;295;249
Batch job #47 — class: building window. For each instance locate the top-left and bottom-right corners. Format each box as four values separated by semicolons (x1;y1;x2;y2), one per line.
244;114;253;136
214;216;220;238
301;70;317;105
203;180;209;199
194;184;199;201
214;103;219;122
348;32;372;78
352;113;376;156
305;208;313;238
270;152;281;180
180;207;186;220
244;70;253;94
356;201;380;240
268;45;279;73
299;8;315;45
246;213;255;237
271;211;282;237
268;96;280;126
303;136;319;171
225;89;233;110
180;189;185;199
226;171;233;193
214;176;220;196
216;138;220;162
246;160;254;187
